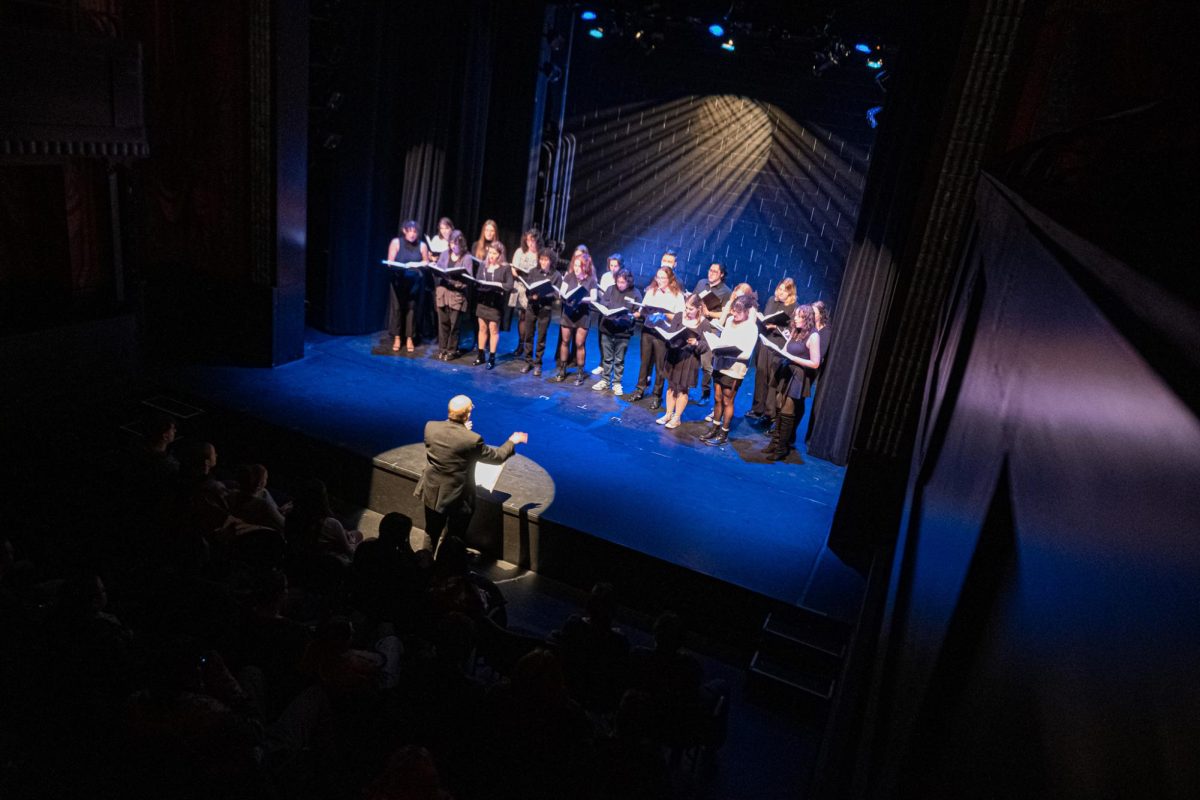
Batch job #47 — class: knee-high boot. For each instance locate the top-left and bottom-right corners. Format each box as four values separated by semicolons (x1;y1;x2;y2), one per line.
772;414;797;461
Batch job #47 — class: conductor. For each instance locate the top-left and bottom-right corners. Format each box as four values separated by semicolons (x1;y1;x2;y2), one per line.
416;394;528;552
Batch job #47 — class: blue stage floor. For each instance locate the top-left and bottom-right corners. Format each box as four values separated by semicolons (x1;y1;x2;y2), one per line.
166;327;849;609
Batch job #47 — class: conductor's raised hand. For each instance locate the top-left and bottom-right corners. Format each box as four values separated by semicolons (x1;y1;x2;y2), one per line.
509;432;529;444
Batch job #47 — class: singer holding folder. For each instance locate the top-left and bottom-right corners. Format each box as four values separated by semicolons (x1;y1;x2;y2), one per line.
432;230;472;360
629;262;685;410
385;220;431;353
470;241;513;370
553;249;599;384
416;395;527;554
762;304;820;462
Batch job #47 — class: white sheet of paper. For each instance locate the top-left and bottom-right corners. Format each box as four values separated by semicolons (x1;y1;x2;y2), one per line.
475;461;504;492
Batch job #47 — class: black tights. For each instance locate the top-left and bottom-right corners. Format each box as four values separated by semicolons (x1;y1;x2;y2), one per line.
558;325;588;366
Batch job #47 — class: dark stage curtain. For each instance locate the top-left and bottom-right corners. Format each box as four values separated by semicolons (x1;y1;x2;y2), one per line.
858;160;1200;800
318;0;496;335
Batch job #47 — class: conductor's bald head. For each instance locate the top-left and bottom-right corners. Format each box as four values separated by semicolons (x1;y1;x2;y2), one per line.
447;395;473;423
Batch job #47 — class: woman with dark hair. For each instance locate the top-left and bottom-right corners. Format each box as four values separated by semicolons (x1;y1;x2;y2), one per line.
553;248;600;384
763;304;821;461
520;249;558;376
592;267;642;394
748;278;797;421
385;220;431;353
658;293;712;429
472;241;513;370
629;264;685;410
511;228;541;356
428;216;455;256
700;293;759;446
433;230;472;360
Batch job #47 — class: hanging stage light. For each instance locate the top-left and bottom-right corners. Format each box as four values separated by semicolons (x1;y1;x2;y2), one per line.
866;55;883;69
854;43;872;53
721;39;735;52
581;10;597;21
588;26;605;39
709;23;725;37
865;106;883;128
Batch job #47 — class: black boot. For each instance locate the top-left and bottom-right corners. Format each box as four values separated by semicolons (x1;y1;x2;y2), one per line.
520;361;534;374
486;351;496;370
761;417;782;456
699;422;721;442
771;414;795;461
472;349;486;366
704;427;729;447
629;388;646;401
573;368;587;385
553;362;568;382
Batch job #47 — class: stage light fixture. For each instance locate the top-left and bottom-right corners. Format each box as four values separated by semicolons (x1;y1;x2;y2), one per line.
866;55;883;69
709;23;725;37
865;105;883;129
721;39;736;52
588;26;604;39
854;43;872;53
580;10;597;21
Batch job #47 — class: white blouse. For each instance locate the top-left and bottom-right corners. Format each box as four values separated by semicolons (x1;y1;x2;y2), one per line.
642;286;685;315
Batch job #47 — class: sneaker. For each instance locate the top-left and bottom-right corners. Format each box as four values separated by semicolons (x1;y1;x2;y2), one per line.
704;411;714;423
591;365;604;375
612;383;624;396
665;417;681;429
573;373;587;386
655;413;672;425
591;379;609;391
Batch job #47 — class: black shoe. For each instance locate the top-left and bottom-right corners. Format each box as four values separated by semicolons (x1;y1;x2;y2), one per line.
761;417;781;456
704;428;729;446
649;397;662;411
486;353;496;370
472;350;486;366
533;365;542;377
573;372;586;386
553;365;567;382
699;423;721;442
520;362;533;374
629;389;646;401
772;414;796;461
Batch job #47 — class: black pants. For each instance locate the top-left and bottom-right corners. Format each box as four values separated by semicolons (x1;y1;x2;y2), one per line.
636;329;667;397
423;504;472;554
388;271;421;339
750;347;779;417
437;305;464;354
521;305;553;362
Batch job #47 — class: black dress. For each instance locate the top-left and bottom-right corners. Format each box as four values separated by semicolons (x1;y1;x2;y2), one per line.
664;319;712;392
783;335;818;399
558;272;598;330
473;261;513;323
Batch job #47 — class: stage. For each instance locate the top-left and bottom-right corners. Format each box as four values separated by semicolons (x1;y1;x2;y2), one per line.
163;326;860;619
